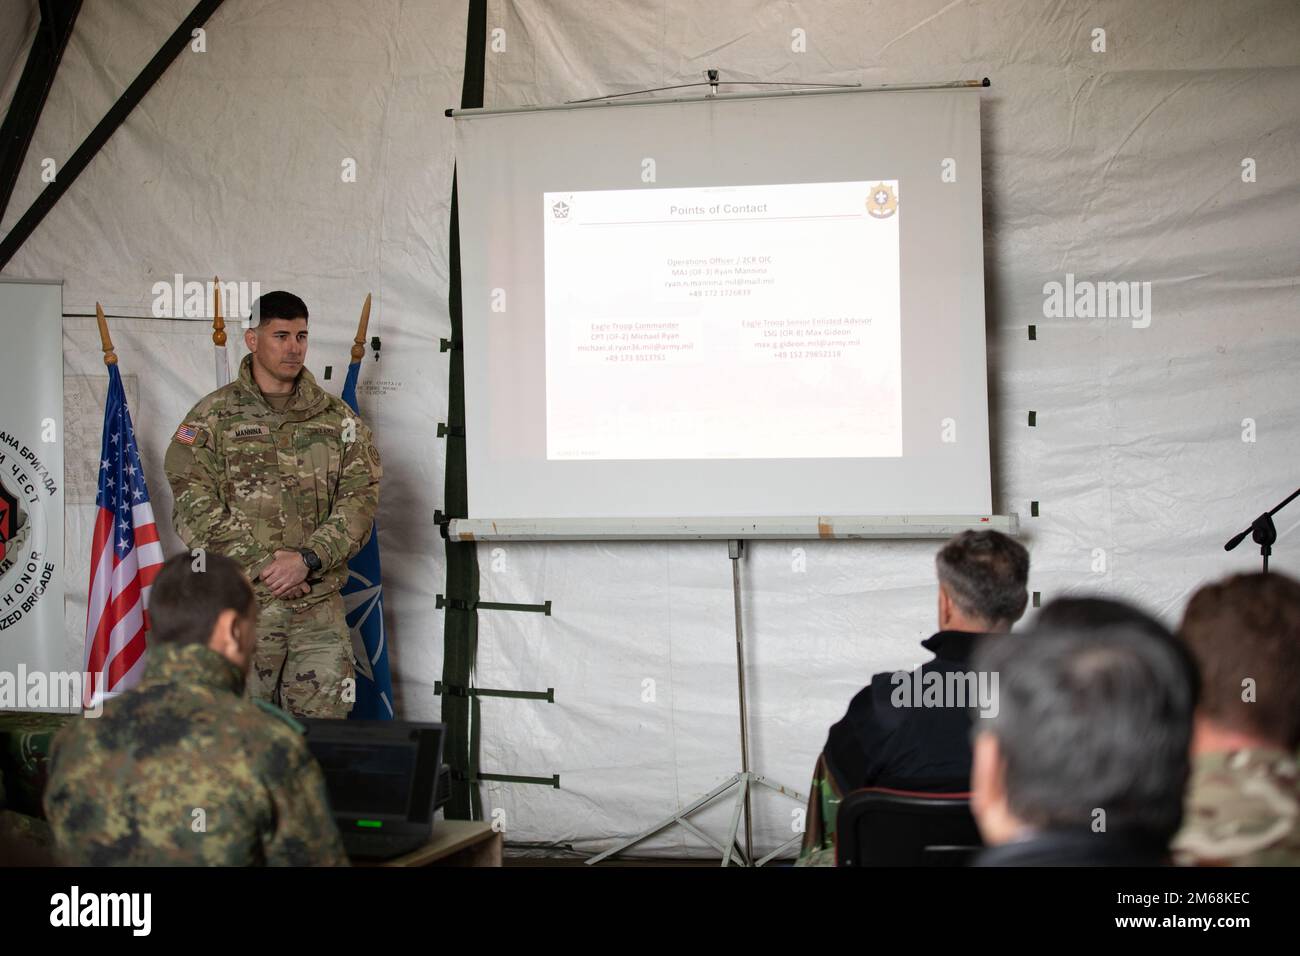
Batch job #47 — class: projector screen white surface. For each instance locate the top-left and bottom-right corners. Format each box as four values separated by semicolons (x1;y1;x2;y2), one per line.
454;88;991;519
543;180;903;461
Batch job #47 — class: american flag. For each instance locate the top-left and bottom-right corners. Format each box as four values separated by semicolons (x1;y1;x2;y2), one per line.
84;364;164;706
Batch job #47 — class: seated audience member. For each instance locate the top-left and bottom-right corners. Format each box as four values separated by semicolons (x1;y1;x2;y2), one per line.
1035;594;1170;639
44;553;348;866
1172;572;1300;866
796;530;1029;866
1035;595;1201;702
970;625;1195;865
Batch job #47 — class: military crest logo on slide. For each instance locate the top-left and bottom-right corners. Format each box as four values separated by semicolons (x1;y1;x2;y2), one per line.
551;199;571;220
866;183;898;219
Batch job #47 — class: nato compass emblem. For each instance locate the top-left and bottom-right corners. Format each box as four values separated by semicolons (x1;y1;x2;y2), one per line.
866;183;898;219
551;199;570;220
343;567;382;684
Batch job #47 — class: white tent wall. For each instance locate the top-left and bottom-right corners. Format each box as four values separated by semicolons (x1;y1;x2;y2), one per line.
0;0;1296;862
1;0;468;719
471;0;1300;859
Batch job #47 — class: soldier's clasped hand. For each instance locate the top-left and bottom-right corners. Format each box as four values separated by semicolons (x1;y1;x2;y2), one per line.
261;549;311;597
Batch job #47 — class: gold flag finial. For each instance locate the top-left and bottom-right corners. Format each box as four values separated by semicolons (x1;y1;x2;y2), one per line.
96;303;118;366
212;275;226;346
351;293;372;362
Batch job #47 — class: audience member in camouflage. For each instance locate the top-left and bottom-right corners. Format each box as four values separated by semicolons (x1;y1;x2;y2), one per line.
1173;748;1300;866
1174;571;1300;866
43;553;347;866
164;292;380;718
795;754;841;866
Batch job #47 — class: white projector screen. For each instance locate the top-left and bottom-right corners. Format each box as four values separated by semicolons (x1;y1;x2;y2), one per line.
454;88;991;520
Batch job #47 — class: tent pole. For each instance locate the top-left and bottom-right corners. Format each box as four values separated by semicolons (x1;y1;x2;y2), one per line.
730;538;755;867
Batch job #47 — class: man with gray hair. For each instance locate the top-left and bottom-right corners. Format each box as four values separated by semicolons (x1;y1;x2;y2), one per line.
797;530;1028;865
970;625;1194;865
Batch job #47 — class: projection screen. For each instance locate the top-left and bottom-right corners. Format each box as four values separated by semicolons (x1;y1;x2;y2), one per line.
453;87;992;523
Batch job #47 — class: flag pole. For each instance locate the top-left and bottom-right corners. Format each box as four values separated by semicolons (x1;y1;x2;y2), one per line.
352;292;372;362
95;302;117;366
341;291;395;719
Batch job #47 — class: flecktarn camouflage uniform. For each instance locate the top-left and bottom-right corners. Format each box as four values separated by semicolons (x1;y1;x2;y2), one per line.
43;642;347;866
165;354;381;718
1173;747;1300;866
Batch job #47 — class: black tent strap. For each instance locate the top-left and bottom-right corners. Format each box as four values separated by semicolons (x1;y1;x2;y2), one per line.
435;681;555;704
437;423;465;438
0;0;227;269
437;594;552;616
439;0;488;823
451;770;561;789
0;0;83;224
439;337;462;352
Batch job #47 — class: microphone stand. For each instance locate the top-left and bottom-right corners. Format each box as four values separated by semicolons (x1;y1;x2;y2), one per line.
1224;486;1300;574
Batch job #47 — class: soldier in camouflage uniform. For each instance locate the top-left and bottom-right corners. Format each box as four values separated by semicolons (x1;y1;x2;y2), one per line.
43;553;347;865
165;291;380;719
1174;748;1300;866
1173;571;1300;866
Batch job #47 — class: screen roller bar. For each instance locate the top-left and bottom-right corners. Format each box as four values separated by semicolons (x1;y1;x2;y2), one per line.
446;514;1018;542
446;78;989;119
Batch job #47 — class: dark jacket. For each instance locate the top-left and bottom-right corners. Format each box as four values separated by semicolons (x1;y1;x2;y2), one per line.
974;829;1169;866
824;630;990;794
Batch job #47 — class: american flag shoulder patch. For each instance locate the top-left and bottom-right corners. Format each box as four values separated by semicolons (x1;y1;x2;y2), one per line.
174;423;200;446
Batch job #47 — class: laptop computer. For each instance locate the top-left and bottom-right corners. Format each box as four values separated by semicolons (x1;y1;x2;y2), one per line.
301;719;445;862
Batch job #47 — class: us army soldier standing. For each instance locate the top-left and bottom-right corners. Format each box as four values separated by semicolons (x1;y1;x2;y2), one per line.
44;553;348;865
165;291;381;718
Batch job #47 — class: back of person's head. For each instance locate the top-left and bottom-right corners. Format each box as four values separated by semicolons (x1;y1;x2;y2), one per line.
1035;595;1200;705
1178;571;1300;750
1035;595;1168;638
149;552;256;646
934;530;1029;630
973;624;1194;844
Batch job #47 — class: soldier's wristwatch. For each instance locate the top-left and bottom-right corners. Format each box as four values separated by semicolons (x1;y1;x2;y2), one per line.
299;548;322;573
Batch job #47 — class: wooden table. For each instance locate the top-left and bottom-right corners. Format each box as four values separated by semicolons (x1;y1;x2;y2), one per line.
372;820;502;867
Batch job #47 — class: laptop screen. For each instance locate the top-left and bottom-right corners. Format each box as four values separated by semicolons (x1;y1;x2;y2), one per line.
311;739;415;817
302;721;444;826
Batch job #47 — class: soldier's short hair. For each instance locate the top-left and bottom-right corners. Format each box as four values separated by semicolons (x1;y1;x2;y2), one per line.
975;624;1195;842
935;530;1029;628
249;291;309;327
1179;572;1300;749
149;552;256;646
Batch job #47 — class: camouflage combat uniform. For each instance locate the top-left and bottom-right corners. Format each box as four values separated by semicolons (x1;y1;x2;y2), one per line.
795;754;841;866
43;642;348;866
1172;747;1300;866
164;354;381;718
